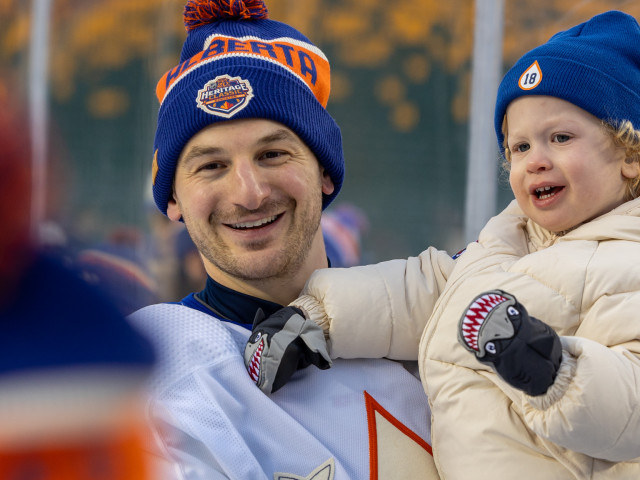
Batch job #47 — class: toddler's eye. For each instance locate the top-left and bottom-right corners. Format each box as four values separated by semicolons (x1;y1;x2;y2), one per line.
553;134;571;143
513;143;530;153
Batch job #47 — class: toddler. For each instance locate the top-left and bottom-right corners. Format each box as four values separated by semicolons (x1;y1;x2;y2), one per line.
248;10;640;480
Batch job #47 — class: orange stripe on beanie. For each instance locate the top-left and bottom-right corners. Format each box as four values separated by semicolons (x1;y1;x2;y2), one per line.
156;35;331;108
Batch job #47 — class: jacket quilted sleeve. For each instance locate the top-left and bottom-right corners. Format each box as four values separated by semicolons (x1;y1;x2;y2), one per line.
521;334;640;462
292;246;455;360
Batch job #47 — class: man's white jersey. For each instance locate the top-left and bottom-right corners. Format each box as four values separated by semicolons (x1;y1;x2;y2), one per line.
130;303;437;480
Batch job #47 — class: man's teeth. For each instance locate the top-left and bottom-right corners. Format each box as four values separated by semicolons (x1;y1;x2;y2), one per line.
536;186;555;199
232;215;278;229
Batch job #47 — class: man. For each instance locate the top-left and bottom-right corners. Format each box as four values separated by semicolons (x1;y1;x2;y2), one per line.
129;1;437;479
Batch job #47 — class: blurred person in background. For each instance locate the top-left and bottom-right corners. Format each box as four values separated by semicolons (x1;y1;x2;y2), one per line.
75;226;160;316
0;98;162;479
128;0;436;478
173;226;207;298
321;202;370;268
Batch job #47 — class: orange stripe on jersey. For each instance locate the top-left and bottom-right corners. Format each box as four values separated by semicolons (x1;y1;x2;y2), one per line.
156;36;330;108
0;423;152;480
364;391;434;480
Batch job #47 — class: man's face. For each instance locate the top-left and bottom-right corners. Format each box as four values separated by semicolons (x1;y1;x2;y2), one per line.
168;118;334;289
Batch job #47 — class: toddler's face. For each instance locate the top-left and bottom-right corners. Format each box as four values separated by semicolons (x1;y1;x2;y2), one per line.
506;95;636;232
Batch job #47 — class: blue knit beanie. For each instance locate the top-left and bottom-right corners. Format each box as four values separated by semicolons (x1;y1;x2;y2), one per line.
494;10;640;155
152;0;344;215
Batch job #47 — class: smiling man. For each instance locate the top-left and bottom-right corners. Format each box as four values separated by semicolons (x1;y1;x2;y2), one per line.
128;1;436;479
168;119;333;305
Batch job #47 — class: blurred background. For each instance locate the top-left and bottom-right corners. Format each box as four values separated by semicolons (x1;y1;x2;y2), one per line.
2;0;639;310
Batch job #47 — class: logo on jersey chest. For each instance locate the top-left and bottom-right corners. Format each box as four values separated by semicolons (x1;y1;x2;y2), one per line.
274;458;334;480
196;75;254;118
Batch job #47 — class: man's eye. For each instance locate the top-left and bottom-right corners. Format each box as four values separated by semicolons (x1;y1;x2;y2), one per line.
260;151;288;163
198;162;223;171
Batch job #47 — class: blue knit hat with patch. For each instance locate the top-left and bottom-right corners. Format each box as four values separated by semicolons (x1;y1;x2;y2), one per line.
151;0;344;215
494;10;640;155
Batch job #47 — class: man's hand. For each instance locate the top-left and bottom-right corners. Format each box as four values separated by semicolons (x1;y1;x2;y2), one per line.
244;307;331;394
458;290;562;396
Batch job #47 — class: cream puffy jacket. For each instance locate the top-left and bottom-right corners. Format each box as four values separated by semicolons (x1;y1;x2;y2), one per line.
294;198;640;479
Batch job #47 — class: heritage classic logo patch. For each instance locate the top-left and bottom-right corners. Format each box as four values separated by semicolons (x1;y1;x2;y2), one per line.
518;60;542;91
196;75;254;118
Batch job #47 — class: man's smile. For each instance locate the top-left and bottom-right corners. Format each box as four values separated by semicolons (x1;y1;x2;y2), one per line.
228;214;281;230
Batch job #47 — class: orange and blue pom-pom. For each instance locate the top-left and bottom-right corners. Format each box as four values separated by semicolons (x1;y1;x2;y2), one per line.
184;0;269;31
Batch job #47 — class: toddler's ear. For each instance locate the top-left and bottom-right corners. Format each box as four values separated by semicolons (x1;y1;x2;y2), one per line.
621;156;640;180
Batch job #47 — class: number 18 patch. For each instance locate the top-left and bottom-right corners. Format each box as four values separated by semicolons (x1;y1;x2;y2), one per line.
518;60;542;91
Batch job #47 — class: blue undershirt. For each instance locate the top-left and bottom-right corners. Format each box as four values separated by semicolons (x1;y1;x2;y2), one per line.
177;257;331;330
177;276;284;330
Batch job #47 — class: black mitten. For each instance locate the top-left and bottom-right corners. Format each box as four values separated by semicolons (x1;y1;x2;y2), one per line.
244;307;332;394
458;290;562;396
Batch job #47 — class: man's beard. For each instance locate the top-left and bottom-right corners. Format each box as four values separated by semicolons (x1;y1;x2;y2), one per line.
186;195;323;282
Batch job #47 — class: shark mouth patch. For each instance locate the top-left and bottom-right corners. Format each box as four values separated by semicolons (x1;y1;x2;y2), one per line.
460;292;509;352
246;336;265;383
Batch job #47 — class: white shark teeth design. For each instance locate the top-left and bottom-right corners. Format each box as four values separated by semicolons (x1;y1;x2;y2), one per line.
460;292;508;351
247;337;265;382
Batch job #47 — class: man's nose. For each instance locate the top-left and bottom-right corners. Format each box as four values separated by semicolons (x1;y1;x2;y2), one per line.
230;161;271;210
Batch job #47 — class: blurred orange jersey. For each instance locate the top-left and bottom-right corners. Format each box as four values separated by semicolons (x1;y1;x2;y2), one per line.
0;421;154;480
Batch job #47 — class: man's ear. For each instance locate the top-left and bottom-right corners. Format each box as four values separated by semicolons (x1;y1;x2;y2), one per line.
166;193;183;222
321;169;335;196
